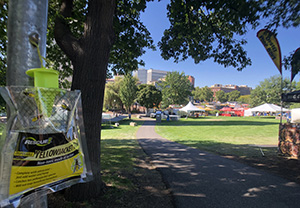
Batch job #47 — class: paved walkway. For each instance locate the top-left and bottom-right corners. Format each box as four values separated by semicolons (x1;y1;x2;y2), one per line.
136;119;300;208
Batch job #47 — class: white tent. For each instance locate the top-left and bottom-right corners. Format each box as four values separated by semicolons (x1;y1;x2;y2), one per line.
248;103;289;113
179;102;205;113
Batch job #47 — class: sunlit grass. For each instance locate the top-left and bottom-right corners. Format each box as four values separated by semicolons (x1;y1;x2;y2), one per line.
155;116;282;158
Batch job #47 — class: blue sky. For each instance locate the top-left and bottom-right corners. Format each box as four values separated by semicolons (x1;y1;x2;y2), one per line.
139;1;300;89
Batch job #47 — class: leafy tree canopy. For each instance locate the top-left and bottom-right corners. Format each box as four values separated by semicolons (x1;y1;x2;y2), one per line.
192;86;213;102
136;84;162;110
159;71;192;107
250;75;296;107
237;94;251;104
227;90;241;102
119;74;138;112
158;0;262;71
0;0;155;87
104;76;124;110
215;90;228;103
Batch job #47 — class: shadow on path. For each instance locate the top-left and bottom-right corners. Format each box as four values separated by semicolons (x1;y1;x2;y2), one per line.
137;119;300;208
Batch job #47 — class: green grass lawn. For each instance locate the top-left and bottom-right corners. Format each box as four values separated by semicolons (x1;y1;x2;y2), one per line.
155;116;282;158
100;119;144;189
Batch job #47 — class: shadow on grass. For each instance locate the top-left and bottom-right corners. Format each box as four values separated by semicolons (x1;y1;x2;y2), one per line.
158;119;279;127
100;138;173;208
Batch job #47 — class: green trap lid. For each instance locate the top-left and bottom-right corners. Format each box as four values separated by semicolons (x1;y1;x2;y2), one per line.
26;67;59;88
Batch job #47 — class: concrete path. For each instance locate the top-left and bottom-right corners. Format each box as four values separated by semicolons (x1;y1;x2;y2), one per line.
137;119;300;208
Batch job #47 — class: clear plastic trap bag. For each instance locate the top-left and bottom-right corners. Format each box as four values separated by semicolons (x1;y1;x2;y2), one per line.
0;86;92;207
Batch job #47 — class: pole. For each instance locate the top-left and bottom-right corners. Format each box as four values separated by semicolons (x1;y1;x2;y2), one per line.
6;0;48;86
280;75;283;125
5;1;49;207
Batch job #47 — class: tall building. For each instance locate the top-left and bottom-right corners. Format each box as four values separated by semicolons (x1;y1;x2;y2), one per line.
133;68;195;87
133;68;168;84
146;68;168;84
133;68;147;84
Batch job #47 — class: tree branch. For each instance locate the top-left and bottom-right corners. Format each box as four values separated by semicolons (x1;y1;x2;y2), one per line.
54;0;82;62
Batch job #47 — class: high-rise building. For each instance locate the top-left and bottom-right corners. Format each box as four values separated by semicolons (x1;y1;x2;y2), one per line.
133;68;168;84
133;68;195;87
146;68;168;84
132;68;147;84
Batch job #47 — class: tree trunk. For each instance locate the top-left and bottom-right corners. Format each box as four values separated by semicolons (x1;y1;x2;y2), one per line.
54;0;116;201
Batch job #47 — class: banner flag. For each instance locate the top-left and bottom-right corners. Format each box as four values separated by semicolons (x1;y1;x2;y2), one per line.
291;48;300;82
257;29;282;74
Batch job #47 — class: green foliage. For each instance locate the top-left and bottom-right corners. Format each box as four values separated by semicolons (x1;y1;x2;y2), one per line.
227;90;241;101
119;74;138;112
109;0;155;75
159;71;192;107
0;0;155;88
50;0;155;79
289;103;300;109
250;75;296;107
237;94;251;104
192;86;213;102
159;0;262;71
136;84;162;109
215;90;228;103
104;76;124;110
263;0;300;29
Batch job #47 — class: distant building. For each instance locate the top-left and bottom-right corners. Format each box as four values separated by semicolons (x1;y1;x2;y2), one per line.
133;68;168;84
133;68;195;87
187;75;195;87
146;68;168;84
210;84;252;97
133;68;147;84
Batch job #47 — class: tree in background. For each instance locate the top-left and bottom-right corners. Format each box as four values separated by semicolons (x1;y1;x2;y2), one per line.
227;90;241;102
119;74;138;114
237;95;251;104
104;76;123;111
159;71;192;108
136;84;162;112
250;75;296;107
192;86;213;102
215;91;228;103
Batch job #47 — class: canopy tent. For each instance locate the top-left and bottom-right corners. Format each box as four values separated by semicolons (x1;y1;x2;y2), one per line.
179;102;205;113
197;106;205;111
248;103;289;112
205;107;214;111
219;107;233;112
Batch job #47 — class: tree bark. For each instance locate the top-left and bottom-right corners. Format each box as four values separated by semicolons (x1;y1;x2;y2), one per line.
54;0;116;201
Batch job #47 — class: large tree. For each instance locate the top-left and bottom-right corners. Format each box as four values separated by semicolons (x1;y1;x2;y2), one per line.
250;75;296;107
227;90;241;102
136;84;162;111
215;90;228;103
192;86;213;102
159;71;192;107
103;76;124;111
51;0;154;200
119;74;138;113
